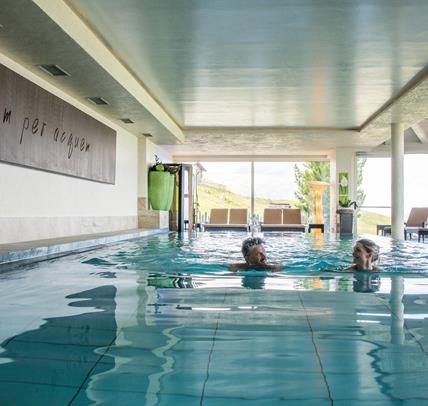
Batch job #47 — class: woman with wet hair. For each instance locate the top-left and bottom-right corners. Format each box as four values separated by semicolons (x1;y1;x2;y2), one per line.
345;238;382;272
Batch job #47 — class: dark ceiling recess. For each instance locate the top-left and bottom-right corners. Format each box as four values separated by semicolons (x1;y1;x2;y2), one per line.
120;118;134;124
87;96;109;105
142;133;153;138
37;64;70;76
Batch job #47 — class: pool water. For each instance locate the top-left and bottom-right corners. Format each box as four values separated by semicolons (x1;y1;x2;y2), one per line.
1;231;428;405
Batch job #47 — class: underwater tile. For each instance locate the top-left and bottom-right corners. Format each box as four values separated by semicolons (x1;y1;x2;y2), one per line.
334;400;406;406
0;381;78;406
203;397;331;406
209;350;320;374
82;363;207;398
72;389;201;406
204;370;328;400
325;371;401;401
1;338;111;364
0;356;98;387
105;345;212;372
382;371;428;399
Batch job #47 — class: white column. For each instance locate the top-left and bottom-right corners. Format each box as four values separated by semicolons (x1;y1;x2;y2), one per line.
391;123;404;240
329;150;337;234
331;148;358;233
138;137;148;201
390;275;404;345
251;161;255;219
335;148;358;202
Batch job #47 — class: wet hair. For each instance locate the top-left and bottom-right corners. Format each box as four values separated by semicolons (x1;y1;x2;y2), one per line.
241;237;265;257
356;238;380;262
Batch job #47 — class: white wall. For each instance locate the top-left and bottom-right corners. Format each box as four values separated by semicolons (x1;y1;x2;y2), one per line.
0;54;139;244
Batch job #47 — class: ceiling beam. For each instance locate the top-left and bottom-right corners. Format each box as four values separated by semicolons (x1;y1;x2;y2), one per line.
411;124;428;144
172;155;329;162
33;0;184;143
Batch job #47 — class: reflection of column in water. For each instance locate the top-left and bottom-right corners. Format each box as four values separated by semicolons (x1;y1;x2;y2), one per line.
390;275;404;345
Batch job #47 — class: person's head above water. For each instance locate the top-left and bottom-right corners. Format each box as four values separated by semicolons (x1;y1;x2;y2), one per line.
351;238;380;271
241;237;267;266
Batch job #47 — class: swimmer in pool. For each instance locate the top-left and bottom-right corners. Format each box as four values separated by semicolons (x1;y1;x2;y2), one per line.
344;238;382;272
229;237;281;272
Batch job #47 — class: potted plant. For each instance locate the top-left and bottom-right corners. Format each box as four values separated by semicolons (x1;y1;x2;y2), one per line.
338;196;357;210
148;155;176;210
337;196;357;235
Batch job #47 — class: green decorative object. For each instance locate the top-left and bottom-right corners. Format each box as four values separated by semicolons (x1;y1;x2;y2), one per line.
338;172;349;196
165;173;175;210
149;171;174;210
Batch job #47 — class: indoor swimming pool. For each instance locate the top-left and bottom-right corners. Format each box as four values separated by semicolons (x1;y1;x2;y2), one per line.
1;231;428;405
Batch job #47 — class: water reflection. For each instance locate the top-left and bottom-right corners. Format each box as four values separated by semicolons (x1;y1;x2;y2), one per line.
353;273;381;293
146;271;385;293
390;275;404;345
241;275;266;289
0;286;117;405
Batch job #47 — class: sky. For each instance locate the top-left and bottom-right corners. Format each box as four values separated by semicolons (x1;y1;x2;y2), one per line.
200;155;428;218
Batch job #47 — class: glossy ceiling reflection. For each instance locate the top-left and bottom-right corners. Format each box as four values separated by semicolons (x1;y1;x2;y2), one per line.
67;0;428;129
1;0;428;156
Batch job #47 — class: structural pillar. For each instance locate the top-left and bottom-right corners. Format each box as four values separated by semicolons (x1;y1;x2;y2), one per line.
391;123;404;240
330;148;358;234
251;161;255;219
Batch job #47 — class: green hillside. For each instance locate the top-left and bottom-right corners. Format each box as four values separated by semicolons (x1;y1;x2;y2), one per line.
196;181;389;235
357;210;390;235
196;181;294;220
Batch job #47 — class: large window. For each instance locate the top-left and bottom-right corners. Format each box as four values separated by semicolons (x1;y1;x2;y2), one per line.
357;157;391;235
196;162;251;223
195;161;322;225
254;162;300;219
357;154;428;235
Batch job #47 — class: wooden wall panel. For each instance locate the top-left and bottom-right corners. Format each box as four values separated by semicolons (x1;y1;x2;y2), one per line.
0;63;116;183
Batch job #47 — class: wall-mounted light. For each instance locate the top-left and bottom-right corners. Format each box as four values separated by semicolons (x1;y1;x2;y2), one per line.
86;96;109;105
37;64;70;77
142;133;153;138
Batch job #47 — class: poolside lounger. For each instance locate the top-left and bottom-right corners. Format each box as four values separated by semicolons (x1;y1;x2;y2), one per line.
282;208;306;232
203;208;249;231
228;208;250;231
261;208;306;232
404;207;428;239
203;208;229;230
379;207;428;239
260;208;283;231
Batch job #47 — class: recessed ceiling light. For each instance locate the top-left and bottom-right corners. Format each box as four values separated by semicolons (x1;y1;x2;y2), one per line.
37;64;70;77
142;133;153;138
120;118;134;124
86;96;109;105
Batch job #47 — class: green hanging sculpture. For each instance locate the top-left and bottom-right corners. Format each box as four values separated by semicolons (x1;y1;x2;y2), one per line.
148;171;174;210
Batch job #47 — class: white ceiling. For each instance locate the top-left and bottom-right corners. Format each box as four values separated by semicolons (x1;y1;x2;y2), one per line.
1;0;428;157
68;0;428;129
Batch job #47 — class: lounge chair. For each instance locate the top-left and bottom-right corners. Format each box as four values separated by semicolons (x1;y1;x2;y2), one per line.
261;208;306;232
203;208;249;231
260;208;283;231
282;208;306;232
404;207;428;240
203;208;229;230
228;208;250;231
380;207;428;239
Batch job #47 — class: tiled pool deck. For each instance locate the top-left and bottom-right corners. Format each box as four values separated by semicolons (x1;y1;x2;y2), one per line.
0;228;168;267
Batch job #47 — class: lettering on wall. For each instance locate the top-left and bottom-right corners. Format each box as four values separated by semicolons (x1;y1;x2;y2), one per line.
0;63;116;184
